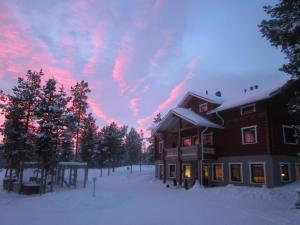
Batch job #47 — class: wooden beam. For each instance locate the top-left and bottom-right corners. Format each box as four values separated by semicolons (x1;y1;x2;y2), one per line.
178;117;182;186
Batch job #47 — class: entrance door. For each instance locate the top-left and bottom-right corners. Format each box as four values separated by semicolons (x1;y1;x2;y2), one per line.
202;164;209;186
159;164;164;180
296;164;300;181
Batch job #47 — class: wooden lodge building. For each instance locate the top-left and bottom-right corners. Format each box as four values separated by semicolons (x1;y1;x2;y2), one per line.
153;80;300;188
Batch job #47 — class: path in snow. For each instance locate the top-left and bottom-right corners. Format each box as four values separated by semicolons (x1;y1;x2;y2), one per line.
0;166;299;225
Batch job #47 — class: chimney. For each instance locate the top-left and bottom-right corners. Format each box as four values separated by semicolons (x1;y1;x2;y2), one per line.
244;89;247;93
250;86;254;91
254;85;258;89
206;90;208;95
215;91;222;97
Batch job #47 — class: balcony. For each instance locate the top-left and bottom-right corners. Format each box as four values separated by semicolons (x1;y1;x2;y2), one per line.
164;145;215;160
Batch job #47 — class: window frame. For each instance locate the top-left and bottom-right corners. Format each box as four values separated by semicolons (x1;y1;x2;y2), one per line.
199;103;208;113
280;162;291;183
249;162;266;185
182;163;192;179
228;162;243;183
182;136;192;147
203;132;214;145
212;163;224;182
282;125;298;145
241;125;258;145
240;103;256;116
168;164;177;178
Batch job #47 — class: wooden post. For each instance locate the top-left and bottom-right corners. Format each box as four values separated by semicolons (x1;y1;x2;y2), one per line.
197;127;201;183
74;168;77;188
61;168;65;187
18;161;24;194
69;168;72;186
178;118;182;186
84;167;88;188
162;134;167;184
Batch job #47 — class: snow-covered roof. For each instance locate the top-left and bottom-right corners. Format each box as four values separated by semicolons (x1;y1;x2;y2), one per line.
154;108;223;134
177;91;223;107
207;84;283;114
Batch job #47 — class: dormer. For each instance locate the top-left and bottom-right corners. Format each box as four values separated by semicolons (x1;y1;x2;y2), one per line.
177;91;223;115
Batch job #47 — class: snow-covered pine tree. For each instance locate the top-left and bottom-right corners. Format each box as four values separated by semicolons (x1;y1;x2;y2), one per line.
100;122;126;175
2;70;43;177
70;81;91;161
124;128;142;173
79;113;98;166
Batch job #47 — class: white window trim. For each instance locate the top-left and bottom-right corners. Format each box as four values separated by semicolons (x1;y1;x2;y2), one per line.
212;163;224;182
282;125;298;145
228;162;243;183
182;163;192;179
296;163;300;181
241;125;258;145
240;103;256;116
158;141;164;153
248;162;266;185
199;103;208;113
203;132;214;145
168;164;177;178
280;162;291;182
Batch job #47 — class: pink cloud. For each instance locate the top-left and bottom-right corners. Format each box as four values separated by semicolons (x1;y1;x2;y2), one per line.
137;57;200;128
83;25;105;75
112;35;132;94
129;98;140;116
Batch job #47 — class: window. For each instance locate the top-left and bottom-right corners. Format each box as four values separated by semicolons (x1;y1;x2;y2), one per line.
168;164;176;178
159;164;164;180
199;103;208;113
182;137;192;146
192;136;199;145
241;126;257;144
240;104;255;115
282;125;298;145
183;164;191;178
158;141;164;153
249;163;265;184
280;163;290;182
212;163;223;181
229;163;243;183
203;133;213;145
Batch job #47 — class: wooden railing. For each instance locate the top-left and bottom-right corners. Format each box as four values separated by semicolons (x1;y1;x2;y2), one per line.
165;147;178;160
164;145;215;160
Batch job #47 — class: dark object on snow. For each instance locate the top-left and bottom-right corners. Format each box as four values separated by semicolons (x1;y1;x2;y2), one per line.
295;189;300;209
184;180;189;190
166;184;170;188
173;179;177;186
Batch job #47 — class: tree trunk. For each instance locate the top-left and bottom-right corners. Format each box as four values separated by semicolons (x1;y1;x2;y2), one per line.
100;167;102;177
130;164;132;174
107;167;110;176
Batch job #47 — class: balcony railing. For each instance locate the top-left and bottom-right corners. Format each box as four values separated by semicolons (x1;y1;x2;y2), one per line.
164;145;215;160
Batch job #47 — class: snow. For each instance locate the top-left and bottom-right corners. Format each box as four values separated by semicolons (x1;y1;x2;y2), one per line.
0;166;300;225
172;108;223;128
208;84;283;114
178;91;224;107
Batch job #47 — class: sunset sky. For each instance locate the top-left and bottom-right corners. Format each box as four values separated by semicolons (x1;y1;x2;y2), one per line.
0;0;288;135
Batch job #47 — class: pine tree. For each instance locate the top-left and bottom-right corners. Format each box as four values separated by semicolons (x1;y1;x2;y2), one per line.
79;113;98;166
124;128;142;173
259;0;300;78
100;122;126;175
70;81;91;161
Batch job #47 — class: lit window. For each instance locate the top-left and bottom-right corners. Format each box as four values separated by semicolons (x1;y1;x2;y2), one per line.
183;137;192;146
250;163;265;184
192;136;199;145
199;103;208;113
282;125;298;145
213;164;223;181
158;141;164;153
240;104;255;115
230;164;242;182
241;126;257;144
183;164;191;178
280;163;290;182
204;133;213;145
168;165;176;178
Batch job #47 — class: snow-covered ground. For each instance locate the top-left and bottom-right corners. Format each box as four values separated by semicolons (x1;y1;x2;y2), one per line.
0;166;299;225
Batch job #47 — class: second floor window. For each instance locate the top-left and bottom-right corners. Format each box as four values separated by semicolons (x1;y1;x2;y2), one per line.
183;137;192;146
241;125;257;145
203;133;213;145
282;125;298;145
199;103;208;113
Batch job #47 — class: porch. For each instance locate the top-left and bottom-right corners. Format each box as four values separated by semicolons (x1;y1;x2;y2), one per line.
165;145;216;160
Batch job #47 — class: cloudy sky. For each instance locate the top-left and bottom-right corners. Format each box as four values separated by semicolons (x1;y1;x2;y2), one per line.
0;0;288;135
